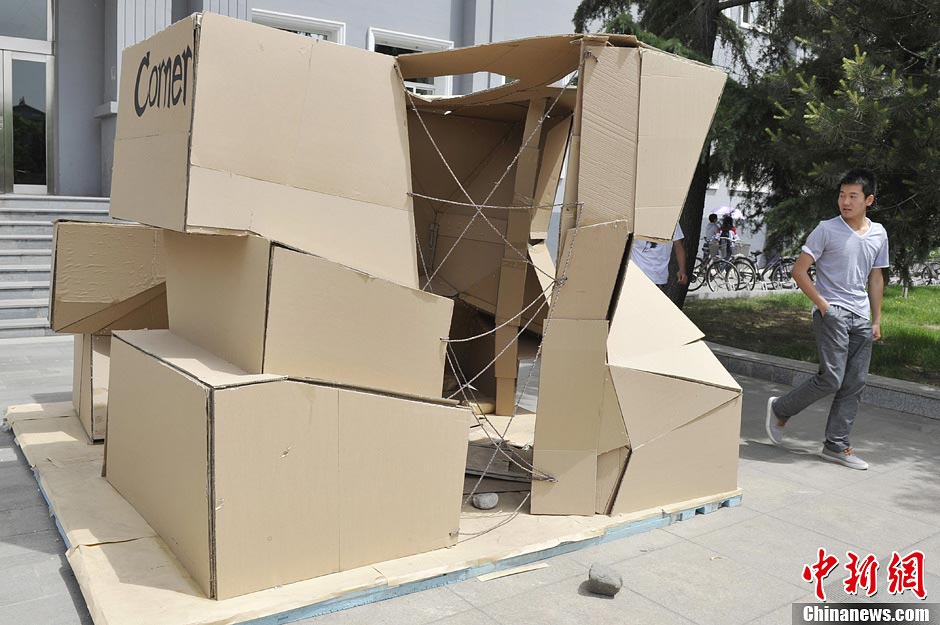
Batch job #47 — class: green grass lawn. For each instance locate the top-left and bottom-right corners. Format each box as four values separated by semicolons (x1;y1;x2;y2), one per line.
684;286;940;387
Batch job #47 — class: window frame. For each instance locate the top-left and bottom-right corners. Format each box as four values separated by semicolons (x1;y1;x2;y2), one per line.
251;9;346;44
367;27;454;96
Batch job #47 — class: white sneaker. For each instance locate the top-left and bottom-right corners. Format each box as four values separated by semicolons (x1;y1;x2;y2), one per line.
765;396;784;445
820;447;869;470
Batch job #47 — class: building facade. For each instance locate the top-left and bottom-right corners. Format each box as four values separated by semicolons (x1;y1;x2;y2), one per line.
0;0;586;198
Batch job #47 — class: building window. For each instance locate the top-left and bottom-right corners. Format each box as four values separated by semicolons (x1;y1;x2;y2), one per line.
367;28;453;96
251;9;345;44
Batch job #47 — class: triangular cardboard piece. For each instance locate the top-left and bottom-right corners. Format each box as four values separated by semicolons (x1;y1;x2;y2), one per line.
609;364;741;448
610;396;740;516
595;446;629;515
607;262;704;362
531;449;597;516
610;340;741;393
597;369;630;454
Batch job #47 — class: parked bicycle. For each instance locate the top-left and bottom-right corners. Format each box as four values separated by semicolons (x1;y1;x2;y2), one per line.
689;240;742;292
760;253;798;290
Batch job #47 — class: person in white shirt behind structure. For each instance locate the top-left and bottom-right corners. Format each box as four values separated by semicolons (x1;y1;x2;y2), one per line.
629;224;688;291
765;168;889;470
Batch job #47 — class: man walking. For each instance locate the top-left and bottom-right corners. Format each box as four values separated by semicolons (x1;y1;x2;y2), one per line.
765;169;889;470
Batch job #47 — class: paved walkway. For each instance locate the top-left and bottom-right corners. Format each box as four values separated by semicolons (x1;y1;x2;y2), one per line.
1;336;938;625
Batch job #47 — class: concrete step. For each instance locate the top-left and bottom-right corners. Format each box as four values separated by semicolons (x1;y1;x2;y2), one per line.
0;265;51;282
0;281;49;299
0;207;111;222
0;250;51;266
0;195;110;211
0;221;54;235
0;299;48;320
0;235;53;250
0;317;55;338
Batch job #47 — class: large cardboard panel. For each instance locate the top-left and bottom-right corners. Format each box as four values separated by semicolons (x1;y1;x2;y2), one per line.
530;449;597;516
595;446;629;514
264;246;453;398
74;334;111;442
533;320;608;452
164;231;270;374
111;14;197;228
186;166;419;288
607;262;704;360
446;301;496;398
337;391;471;569
105;335;213;597
633;49;726;240
610;396;741;515
597;369;629;454
609;365;741;448
611;340;741;393
212;382;340;599
578;46;640;228
49;221;166;334
552;221;629;320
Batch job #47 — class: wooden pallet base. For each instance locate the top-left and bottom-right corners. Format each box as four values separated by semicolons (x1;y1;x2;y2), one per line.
5;403;742;625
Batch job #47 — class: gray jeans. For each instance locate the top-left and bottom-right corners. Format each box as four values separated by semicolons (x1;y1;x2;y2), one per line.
772;305;873;452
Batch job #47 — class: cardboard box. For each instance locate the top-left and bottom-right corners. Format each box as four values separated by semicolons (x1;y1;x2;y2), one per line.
105;329;472;600
49;221;167;334
72;333;111;442
110;13;419;289
163;231;454;399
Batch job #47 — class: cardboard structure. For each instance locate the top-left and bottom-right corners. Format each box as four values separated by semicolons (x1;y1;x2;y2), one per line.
49;221;167;334
109;13;418;289
43;11;745;610
163;231;453;399
71;333;110;442
105;330;471;599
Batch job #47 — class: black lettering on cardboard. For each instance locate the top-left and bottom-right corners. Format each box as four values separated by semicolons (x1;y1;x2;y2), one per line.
134;51;150;117
171;55;183;105
181;45;193;105
148;65;160;107
160;57;173;108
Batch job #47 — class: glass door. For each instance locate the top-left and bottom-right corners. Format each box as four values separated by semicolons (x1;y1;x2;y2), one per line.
1;51;52;194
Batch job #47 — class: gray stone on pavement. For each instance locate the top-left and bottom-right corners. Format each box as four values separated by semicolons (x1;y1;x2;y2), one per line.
586;563;622;597
471;493;499;510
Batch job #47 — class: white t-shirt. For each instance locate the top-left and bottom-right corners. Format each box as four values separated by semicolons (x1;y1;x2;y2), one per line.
630;225;684;285
801;216;889;319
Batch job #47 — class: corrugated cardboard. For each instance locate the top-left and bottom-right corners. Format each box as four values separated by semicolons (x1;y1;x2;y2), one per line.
71;333;111;442
106;330;471;599
164;231;453;399
532;320;608;452
578;46;640;229
552;221;630;320
609;340;741;393
111;13;419;288
633;49;726;240
607;262;704;361
610;396;741;515
597;370;630;454
609;364;740;448
595;446;629;514
530;449;597;516
531;115;572;239
49;221;167;334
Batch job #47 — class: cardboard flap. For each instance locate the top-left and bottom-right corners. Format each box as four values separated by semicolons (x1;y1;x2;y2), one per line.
634;49;726;240
113;330;283;389
609;364;741;448
552;220;629;320
607;262;704;361
597;370;630;454
595;446;629;514
609;341;741;393
50;221;167;333
610;396;740;516
577;46;640;228
531;449;597;516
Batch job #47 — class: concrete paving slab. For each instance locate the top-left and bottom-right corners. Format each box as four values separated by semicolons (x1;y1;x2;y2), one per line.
836;462;940;525
446;554;588;607
0;561;45;608
766;493;939;558
607;540;808;625
736;464;825;514
662;501;762;540
565;524;683;568
288;585;474;625
478;576;696;625
745;604;792;625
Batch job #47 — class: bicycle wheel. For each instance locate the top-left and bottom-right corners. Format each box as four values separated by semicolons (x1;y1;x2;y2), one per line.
921;266;934;286
688;257;706;292
732;258;757;291
707;260;741;292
